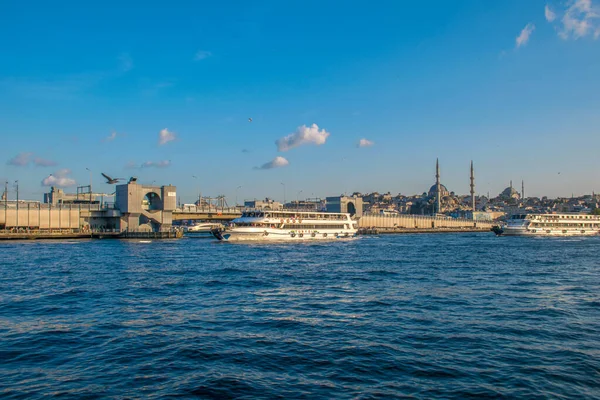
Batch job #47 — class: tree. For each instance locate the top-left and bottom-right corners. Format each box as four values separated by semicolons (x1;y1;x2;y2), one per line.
591;208;600;215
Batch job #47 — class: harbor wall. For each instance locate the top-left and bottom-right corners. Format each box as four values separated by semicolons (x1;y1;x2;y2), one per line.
358;214;494;229
1;205;81;229
0;204;117;230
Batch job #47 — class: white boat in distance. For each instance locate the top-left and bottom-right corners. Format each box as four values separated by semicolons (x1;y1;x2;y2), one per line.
185;222;223;236
212;210;358;241
493;213;600;236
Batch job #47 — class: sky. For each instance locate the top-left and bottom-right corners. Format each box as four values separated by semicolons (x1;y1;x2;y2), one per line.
1;0;600;204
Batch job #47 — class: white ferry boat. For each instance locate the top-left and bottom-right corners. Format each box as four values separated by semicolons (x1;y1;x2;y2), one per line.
211;210;358;241
493;213;600;236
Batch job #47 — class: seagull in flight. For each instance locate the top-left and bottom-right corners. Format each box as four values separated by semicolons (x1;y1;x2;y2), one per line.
248;117;252;122
101;173;124;184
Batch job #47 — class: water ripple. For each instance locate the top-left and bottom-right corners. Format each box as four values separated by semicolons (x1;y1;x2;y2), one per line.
1;234;599;398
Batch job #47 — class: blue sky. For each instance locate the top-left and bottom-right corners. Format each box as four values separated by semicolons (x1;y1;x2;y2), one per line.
1;0;599;203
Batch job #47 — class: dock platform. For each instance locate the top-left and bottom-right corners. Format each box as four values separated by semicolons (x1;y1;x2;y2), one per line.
0;230;182;240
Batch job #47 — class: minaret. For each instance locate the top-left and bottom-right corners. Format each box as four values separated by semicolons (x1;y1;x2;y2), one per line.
470;160;475;215
521;180;525;199
435;158;441;214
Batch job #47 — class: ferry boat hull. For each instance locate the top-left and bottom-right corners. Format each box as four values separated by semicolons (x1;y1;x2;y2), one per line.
502;227;599;236
212;228;357;241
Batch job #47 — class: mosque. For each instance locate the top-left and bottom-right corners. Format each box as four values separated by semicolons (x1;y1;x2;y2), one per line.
412;159;476;215
408;159;527;215
498;181;523;200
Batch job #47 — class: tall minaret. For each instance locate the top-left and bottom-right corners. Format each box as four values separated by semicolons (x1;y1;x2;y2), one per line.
435;158;441;214
521;180;525;199
470;160;475;215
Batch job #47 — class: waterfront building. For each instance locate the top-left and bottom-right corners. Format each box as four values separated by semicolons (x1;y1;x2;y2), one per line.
44;186;100;205
325;195;363;217
244;198;283;210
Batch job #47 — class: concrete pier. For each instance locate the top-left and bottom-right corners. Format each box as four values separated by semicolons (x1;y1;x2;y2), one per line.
358;213;494;231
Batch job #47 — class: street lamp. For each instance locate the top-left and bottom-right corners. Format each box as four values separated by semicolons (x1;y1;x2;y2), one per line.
280;182;286;206
297;190;303;209
192;175;200;207
85;168;92;206
236;185;242;208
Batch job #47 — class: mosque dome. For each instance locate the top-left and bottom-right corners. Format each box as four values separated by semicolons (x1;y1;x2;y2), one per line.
500;186;520;199
428;184;449;198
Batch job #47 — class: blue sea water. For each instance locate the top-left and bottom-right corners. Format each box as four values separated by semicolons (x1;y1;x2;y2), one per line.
1;234;599;399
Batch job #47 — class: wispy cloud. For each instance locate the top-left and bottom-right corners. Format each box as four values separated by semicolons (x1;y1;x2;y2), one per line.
41;169;76;187
357;138;374;148
194;50;213;61
276;124;330;152
516;23;536;47
545;5;557;22
141;160;172;168
7;152;57;167
558;0;600;39
7;152;33;166
255;156;289;170
124;161;139;169
158;128;176;145
103;130;118;142
33;157;58;167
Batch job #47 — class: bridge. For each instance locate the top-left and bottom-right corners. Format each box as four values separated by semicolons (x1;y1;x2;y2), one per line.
172;205;242;221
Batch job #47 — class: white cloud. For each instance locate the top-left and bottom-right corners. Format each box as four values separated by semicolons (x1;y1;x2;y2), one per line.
42;169;76;187
141;160;171;168
194;50;212;61
33;157;58;167
516;23;536;47
104;131;118;142
545;5;557;22
7;152;33;166
358;138;374;148
158;128;176;145
276;124;330;152
554;0;600;39
255;156;289;170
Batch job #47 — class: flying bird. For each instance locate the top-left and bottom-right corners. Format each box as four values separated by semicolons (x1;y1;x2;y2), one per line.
248;117;252;122
101;173;124;184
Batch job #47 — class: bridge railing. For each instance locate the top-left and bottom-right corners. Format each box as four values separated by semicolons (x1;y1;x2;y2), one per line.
0;202;117;211
175;206;242;214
